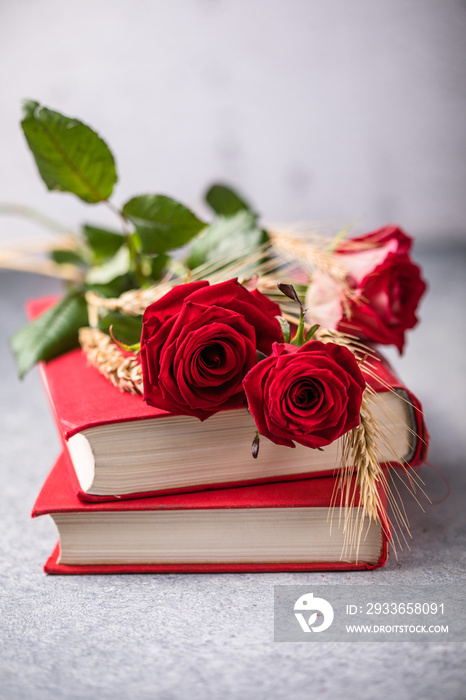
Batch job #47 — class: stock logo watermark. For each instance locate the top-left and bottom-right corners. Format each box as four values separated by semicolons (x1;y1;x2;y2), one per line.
274;585;465;642
294;593;334;633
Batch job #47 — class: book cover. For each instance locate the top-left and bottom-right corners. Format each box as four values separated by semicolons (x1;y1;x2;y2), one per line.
28;296;428;502
33;451;390;574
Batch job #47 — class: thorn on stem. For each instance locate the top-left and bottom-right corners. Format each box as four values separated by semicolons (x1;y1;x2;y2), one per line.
252;431;260;459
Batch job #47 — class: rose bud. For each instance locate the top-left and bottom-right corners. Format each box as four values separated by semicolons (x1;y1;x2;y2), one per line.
243;340;366;449
140;279;282;420
305;225;427;353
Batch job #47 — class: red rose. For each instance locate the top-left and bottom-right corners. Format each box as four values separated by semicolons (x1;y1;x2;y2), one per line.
243;340;365;449
140;279;282;420
305;225;427;352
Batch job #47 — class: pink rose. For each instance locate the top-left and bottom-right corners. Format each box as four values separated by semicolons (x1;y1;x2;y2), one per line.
305;225;427;352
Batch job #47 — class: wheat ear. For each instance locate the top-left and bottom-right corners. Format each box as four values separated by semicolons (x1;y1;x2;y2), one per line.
78;327;143;395
334;390;389;561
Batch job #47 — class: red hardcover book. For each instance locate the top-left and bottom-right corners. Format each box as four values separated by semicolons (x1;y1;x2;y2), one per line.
32;451;390;574
28;296;428;501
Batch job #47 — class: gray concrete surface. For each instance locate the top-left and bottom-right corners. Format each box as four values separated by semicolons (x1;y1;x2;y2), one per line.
0;244;465;699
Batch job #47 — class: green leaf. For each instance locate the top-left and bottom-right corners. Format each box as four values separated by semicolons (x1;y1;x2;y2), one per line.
276;316;291;344
205;183;253;217
85;273;137;299
149;253;169;281
21;100;117;204
305;324;320;342
10;291;88;378
122;195;206;255
98;312;143;347
186;210;268;270
83;224;125;262
85;247;130;285
50;249;87;266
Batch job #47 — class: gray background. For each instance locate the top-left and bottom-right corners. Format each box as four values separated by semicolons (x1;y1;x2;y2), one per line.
0;0;465;245
1;1;465;698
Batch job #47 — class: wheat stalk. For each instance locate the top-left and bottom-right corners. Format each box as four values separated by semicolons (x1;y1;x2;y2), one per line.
312;332;386;547
83;229;353;321
268;228;349;282
332;384;426;562
318;331;423;561
79;327;143;395
334;390;389;560
85;280;175;318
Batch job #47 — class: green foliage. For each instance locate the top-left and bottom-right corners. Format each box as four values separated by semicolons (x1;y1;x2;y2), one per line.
205;183;253;217
21;100;117;204
82;224;125;262
149;254;169;281
10;291;88;378
85;274;139;299
98;312;143;347
12;99;284;377
186;210;267;270
50;249;87;266
276;316;291;344
122;195;206;255
305;324;320;342
85;247;130;286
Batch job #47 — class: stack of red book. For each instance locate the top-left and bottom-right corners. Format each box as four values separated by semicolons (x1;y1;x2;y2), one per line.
30;299;428;574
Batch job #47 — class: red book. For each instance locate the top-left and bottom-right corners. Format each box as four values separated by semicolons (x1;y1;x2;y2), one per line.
32;451;390;574
28;296;428;501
